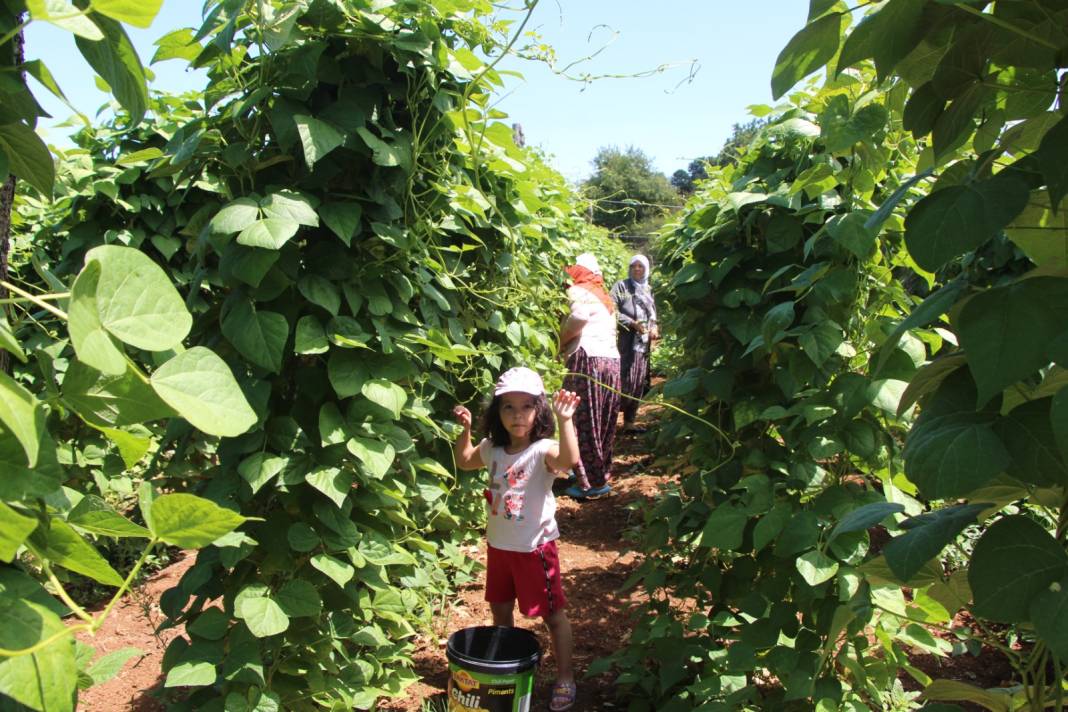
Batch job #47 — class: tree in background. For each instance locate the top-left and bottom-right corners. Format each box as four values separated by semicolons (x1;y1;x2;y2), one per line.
582;145;677;234
672;119;767;195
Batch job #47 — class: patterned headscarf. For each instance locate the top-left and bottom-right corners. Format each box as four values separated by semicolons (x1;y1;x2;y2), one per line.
566;253;614;313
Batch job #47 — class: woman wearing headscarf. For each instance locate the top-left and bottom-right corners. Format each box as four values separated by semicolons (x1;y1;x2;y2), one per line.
611;254;658;433
558;253;621;499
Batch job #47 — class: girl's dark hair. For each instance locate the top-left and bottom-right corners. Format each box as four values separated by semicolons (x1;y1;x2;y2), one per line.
482;393;555;446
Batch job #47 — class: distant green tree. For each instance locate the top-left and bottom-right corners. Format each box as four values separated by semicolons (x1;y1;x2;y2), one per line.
582;146;678;233
672;119;767;196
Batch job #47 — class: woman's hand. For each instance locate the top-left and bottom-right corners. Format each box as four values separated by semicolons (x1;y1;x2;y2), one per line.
634;321;647;334
452;405;472;430
552;389;581;421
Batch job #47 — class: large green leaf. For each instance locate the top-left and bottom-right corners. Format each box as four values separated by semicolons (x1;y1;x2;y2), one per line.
1036;112;1068;211
74;13;149;125
26;0;104;39
237;217;299;250
969;515;1068;623
235;593;289;638
211;197;260;234
883;504;988;582
221;299;288;373
92;0;164;28
874;280;966;376
149;347;258;437
904;175;1031;271
360;379;407;420
346;436;395;479
275;579;321;618
0;426;63;501
828;502;903;543
1005;194;1068;268
699;505;747;550
319;202;362;246
29;518;124;586
920;680;1011;712
68;495;151;538
0;597;77;712
835;0;926;78
903;413;1010;499
771;13;844;100
86;647;142;686
309;553;354;588
63;359;176;427
1029;575;1068;661
994;398;1068;488
67;261;126;375
0;502;38;562
957;277;1068;406
84;245;192;351
0;121;55;194
796;550;838;586
238;453;289;495
0;371;44;468
294;114;344;168
149;493;246;548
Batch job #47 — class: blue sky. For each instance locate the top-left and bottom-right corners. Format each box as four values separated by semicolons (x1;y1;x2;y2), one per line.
25;1;808;182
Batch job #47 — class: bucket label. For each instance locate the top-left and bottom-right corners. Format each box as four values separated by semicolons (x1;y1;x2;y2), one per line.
447;663;533;712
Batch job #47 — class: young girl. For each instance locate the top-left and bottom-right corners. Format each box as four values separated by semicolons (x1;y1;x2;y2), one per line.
452;366;581;712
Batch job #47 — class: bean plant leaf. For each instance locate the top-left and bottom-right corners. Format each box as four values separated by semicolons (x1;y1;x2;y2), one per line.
1037;113;1068;211
874;280;966;376
904;175;1031;271
86;647;142;686
903;413;1010;499
68;495;151;538
221;300;288;373
920;680;1011;712
771;13;844;100
276;579;321;618
1029;576;1068;661
0;120;55;195
361;379;407;420
319;202;362;245
63;359;176;427
310;553;354;588
994;398;1068;488
883;503;988;582
957;277;1068;407
74;13;149;125
1052;387;1068;462
699;506;747;550
29;518;124;586
238;453;289;495
796;550;839;586
0;371;44;467
346;436;395;479
1005;196;1068;268
84;245;193;351
149;347;258;437
0;597;77;712
294;114;344;168
0;502;38;562
67;261;127;375
92;0;164;28
835;0;926;78
236;596;289;638
969;515;1068;623
26;0;104;39
211;197;260;234
149;493;247;548
828;502;903;543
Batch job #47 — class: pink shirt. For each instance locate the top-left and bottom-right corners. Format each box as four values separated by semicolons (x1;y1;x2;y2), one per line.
478;438;560;552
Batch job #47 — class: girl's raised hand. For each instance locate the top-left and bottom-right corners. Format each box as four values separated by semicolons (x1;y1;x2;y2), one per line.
452;405;472;429
552;389;581;420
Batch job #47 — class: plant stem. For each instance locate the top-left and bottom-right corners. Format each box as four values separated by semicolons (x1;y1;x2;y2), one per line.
93;537;159;631
0;280;68;319
33;550;94;624
0;623;90;657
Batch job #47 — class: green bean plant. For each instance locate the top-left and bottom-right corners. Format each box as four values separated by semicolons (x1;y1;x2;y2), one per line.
9;0;624;708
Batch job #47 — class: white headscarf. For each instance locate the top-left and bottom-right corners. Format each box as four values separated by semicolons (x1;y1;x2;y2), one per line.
576;252;602;276
629;254;651;286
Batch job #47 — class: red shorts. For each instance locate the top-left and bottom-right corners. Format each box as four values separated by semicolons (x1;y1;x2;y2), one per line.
485;541;567;618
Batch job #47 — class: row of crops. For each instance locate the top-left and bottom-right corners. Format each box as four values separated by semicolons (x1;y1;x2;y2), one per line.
611;1;1067;710
0;1;626;709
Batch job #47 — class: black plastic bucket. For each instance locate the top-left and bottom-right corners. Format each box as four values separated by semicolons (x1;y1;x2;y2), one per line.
445;626;541;711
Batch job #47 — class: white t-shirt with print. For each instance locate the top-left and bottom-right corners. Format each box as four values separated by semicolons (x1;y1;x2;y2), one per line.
478;437;560;552
567;285;620;359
